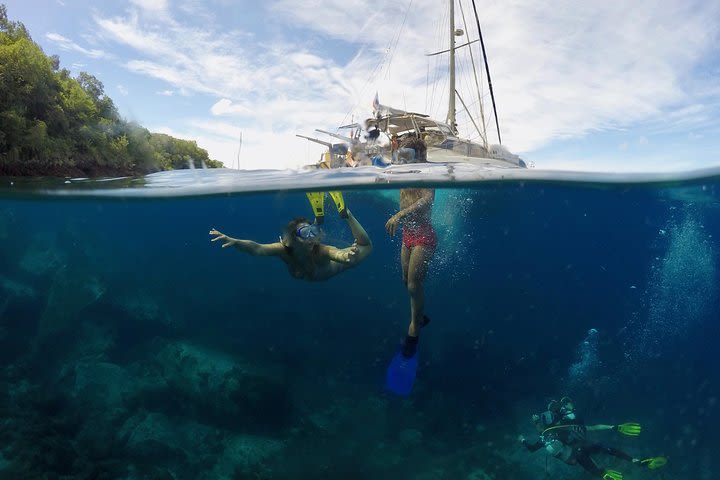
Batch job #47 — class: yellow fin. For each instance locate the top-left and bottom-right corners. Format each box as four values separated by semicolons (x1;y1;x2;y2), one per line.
306;192;325;222
328;191;348;218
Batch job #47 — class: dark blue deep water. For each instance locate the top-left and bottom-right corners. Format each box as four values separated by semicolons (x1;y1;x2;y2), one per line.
0;177;718;479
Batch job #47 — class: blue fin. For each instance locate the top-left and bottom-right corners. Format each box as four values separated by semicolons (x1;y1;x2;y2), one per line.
385;351;418;396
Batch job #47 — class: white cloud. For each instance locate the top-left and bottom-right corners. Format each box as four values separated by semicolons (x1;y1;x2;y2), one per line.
46;32;106;59
92;7;359;171
178;0;217;23
535;157;694;173
270;0;720;154
117;84;129;95
289;53;325;68
92;0;720;170
534;145;711;173
130;0;168;13
186;119;242;140
210;99;252;116
126;60;191;89
157;89;175;96
269;0;389;44
152;123;324;170
95;14;256;97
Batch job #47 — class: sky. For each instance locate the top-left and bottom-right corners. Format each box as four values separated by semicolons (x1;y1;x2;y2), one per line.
5;0;720;172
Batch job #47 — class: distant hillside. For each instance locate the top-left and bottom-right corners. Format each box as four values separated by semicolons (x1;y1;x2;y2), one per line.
0;4;223;177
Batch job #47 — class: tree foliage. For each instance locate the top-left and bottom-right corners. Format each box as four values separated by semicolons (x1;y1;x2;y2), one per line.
0;4;223;176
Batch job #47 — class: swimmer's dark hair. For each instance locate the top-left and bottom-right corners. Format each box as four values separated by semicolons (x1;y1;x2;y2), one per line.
283;217;311;242
399;136;427;162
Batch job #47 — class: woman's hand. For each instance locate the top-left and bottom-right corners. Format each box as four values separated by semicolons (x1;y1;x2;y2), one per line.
334;243;359;264
385;214;401;236
209;228;236;248
345;242;359;261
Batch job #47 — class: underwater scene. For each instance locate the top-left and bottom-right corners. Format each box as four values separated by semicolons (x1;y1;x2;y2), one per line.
0;171;719;480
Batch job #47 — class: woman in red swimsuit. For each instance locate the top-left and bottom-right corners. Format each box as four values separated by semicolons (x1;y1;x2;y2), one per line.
384;137;435;361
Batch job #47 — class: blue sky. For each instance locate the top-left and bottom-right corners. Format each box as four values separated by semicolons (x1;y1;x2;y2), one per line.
5;0;720;171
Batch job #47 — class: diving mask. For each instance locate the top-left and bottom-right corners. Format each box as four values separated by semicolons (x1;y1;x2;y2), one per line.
562;411;576;420
296;223;321;241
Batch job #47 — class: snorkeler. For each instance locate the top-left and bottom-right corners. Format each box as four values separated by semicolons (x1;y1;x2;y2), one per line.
519;397;667;480
384;137;436;396
209;194;372;281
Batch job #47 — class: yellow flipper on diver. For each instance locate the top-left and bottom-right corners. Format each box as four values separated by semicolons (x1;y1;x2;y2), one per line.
328;191;348;218
306;192;325;224
616;422;641;436
602;469;623;480
640;456;667;470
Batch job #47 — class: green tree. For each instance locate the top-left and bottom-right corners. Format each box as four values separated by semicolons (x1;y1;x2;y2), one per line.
0;4;29;41
0;3;222;176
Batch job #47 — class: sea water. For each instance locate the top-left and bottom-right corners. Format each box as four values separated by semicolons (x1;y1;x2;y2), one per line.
0;167;718;479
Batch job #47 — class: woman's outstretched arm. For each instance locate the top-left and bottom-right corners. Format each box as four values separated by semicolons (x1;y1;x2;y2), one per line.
209;228;285;256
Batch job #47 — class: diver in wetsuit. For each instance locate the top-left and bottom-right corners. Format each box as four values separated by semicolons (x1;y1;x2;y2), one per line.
519;397;666;480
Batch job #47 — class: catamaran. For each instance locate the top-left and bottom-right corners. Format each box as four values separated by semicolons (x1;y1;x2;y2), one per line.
299;0;526;169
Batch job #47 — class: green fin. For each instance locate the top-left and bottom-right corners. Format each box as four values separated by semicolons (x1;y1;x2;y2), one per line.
640;456;667;470
328;191;348;218
616;422;641;436
306;192;325;223
603;469;623;480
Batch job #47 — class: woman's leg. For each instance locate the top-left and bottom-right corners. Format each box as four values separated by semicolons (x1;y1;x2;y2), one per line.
401;244;411;286
406;245;434;336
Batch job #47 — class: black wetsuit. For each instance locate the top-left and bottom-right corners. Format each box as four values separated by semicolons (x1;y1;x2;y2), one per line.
522;415;634;477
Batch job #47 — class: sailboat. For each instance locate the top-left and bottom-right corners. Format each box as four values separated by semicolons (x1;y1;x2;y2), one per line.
300;0;526;170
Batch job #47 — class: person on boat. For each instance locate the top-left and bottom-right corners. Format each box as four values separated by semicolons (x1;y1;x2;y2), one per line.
384;136;436;395
209;196;372;281
390;134;400;163
519;397;667;480
344;149;356;167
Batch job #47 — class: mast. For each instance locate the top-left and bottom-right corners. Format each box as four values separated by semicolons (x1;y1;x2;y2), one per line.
471;0;502;144
447;0;457;134
235;131;242;169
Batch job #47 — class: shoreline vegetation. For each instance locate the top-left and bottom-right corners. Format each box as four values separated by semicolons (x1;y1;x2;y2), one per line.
0;4;223;178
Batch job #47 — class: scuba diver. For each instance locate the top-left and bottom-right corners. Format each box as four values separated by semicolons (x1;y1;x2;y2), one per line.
210;191;372;281
519;397;667;480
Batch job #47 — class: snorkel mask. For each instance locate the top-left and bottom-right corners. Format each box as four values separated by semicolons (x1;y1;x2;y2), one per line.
295;223;321;241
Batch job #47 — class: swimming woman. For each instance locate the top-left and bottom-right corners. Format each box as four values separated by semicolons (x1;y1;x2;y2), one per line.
209;209;372;281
